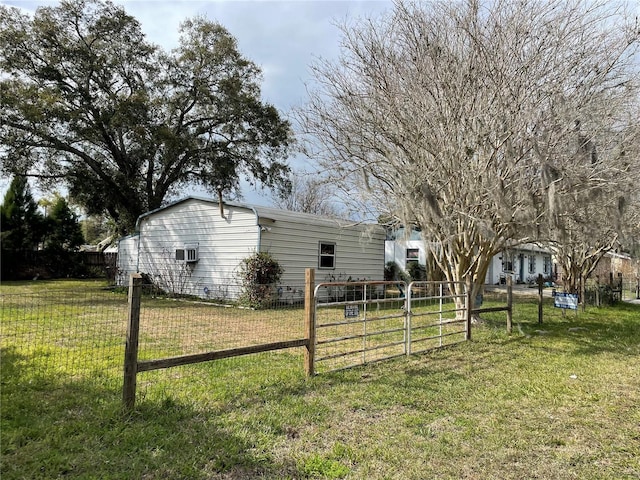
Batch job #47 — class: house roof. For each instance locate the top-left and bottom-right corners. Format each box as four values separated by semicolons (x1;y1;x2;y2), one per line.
134;196;379;232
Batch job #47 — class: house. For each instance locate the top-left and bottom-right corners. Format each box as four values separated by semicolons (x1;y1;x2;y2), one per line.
591;251;640;283
486;243;554;285
385;229;554;285
384;227;426;274
116;197;385;300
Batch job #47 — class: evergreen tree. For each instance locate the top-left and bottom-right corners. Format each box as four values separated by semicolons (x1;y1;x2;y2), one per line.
0;176;44;252
44;196;84;251
1;1;292;235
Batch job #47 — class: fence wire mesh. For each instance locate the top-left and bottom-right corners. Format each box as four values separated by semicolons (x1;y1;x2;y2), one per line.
1;285;128;391
135;281;306;363
1;279;307;401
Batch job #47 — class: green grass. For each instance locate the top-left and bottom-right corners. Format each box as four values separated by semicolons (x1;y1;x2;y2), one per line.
2;280;639;479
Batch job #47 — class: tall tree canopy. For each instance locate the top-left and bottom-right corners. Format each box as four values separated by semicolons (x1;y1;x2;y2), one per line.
0;0;292;235
270;171;346;218
298;0;639;305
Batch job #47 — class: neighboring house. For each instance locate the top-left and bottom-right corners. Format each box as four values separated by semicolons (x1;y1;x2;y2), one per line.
591;251;639;282
486;243;554;285
116;197;385;300
384;227;426;273
385;230;554;284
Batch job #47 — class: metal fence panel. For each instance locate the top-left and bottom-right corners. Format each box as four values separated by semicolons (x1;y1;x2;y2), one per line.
407;281;468;355
314;280;468;374
0;287;129;390
314;281;406;373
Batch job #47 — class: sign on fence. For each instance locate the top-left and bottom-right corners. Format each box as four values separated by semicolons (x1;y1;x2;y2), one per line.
554;292;579;310
344;304;360;318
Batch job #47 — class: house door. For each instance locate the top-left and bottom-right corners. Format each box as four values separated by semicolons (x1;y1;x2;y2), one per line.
518;254;525;283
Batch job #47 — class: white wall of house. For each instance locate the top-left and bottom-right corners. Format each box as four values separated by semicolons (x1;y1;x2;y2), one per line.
116;234;139;285
117;197;385;300
385;239;554;284
485;245;553;284
135;199;260;297
259;207;385;286
384;240;426;272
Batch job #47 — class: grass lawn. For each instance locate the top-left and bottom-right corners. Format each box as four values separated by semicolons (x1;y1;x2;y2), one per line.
1;280;639;479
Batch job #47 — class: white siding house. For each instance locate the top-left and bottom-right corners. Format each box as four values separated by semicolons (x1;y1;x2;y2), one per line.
485;243;555;285
117;197;385;299
385;239;426;273
385;236;554;284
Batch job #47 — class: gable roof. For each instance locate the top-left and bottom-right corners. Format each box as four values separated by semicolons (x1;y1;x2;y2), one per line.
134;196;378;232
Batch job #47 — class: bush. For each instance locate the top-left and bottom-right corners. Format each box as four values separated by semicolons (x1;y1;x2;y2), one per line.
238;252;283;309
407;262;426;281
384;261;410;283
384;261;397;281
585;284;620;307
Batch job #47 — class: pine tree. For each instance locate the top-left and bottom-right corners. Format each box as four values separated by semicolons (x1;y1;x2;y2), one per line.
44;196;84;252
0;176;44;252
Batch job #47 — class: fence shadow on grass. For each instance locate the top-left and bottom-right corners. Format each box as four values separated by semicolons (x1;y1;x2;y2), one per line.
1;347;303;480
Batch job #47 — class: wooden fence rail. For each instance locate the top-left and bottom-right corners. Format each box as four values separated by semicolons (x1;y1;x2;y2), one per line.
470;276;513;334
123;271;315;410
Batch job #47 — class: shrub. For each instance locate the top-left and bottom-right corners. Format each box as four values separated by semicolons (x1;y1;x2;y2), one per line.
407;262;426;281
384;261;410;282
384;261;397;281
238;252;283;308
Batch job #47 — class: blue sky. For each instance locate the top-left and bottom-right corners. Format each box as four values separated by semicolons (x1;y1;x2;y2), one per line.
0;0;393;205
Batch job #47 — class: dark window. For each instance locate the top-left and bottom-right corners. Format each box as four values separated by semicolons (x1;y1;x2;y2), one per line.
406;248;419;266
319;242;336;269
176;244;198;262
502;252;513;272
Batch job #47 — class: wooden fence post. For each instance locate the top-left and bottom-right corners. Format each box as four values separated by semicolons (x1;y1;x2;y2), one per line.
465;278;472;341
123;273;143;410
304;268;316;377
506;275;513;334
537;274;544;324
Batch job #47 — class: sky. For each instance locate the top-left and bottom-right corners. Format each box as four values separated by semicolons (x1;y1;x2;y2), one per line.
0;0;394;206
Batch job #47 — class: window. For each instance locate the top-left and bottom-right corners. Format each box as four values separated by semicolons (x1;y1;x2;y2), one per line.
543;256;552;275
528;255;536;274
406;248;419;266
502;252;513;272
318;242;336;269
176;243;199;263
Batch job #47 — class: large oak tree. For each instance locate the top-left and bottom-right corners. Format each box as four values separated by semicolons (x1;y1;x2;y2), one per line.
0;0;292;235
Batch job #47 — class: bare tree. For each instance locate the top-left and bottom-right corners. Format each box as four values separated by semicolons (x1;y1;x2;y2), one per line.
270;171;346;218
549;105;640;296
298;0;639;314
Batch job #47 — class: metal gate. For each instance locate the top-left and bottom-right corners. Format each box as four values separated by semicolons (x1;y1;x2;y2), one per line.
313;280;468;373
405;281;468;355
